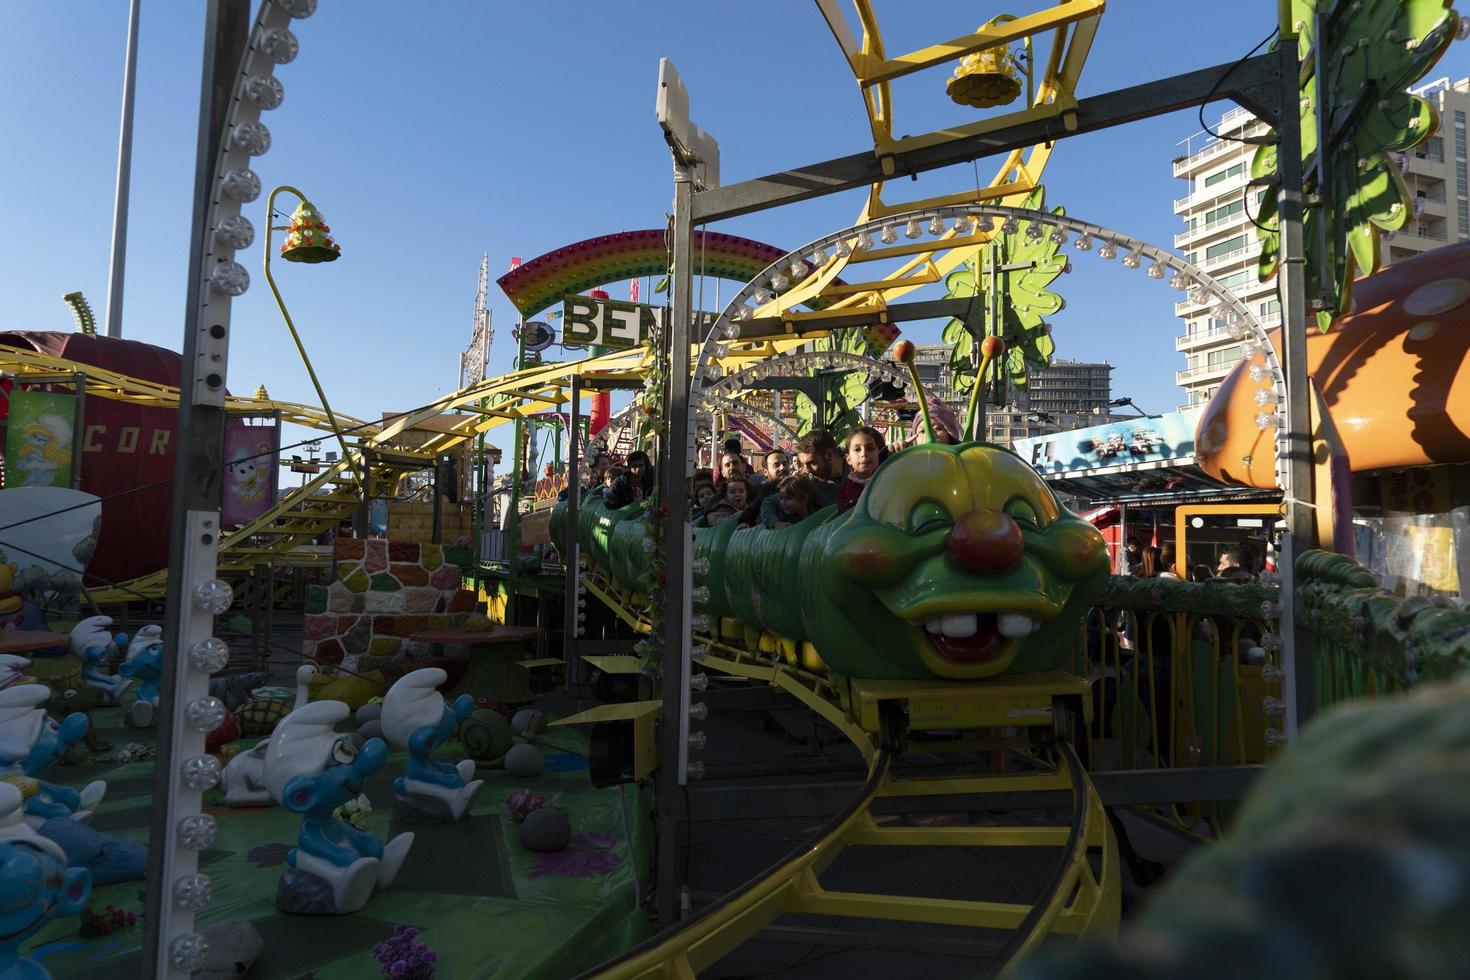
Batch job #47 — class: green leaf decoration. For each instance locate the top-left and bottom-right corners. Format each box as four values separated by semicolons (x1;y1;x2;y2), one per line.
942;185;1065;400
1253;0;1458;331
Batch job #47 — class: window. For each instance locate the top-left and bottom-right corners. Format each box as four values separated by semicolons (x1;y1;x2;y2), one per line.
1215;270;1251;290
1206;235;1248;260
1204;162;1247;188
1207;346;1242;368
1259;298;1281;317
1204;200;1245;225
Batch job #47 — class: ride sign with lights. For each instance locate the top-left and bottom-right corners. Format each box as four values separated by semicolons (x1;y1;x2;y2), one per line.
561;294;718;350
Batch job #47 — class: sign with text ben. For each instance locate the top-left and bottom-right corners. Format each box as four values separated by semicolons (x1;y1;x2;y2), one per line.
561;294;717;349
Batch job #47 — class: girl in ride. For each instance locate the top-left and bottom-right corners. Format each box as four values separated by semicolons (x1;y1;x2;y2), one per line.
836;426;886;514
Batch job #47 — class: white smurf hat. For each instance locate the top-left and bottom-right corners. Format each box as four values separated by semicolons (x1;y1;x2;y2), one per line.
0;686;50;750
0;781;65;864
380;668;447;750
263;699;350;805
69;616;114;658
126;625;163;663
32;414;72;447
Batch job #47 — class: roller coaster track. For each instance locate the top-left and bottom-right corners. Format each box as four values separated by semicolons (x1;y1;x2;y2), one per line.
572;563;1121;978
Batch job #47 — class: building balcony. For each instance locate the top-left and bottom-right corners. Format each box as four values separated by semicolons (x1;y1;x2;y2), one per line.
1176;326;1235;350
1176;361;1238;385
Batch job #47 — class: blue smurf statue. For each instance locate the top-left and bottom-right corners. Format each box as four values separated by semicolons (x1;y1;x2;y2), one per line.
118;627;163;728
381;668;483;822
0;685;105;827
0;781;90;980
264;701;414;914
68;616;130;706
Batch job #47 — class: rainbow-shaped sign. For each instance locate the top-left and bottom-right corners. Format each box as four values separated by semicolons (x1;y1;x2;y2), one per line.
496;229;829;317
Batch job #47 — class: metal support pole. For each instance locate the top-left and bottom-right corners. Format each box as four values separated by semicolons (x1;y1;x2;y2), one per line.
1273;37;1317;735
656;166;695;926
506;323;528;620
564;373;582;699
71;374;86;490
144;2;249;973
104;0;141;339
431;454;443;545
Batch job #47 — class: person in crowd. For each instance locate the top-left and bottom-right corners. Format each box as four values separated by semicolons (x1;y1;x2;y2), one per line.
1140;545;1161;578
704;477;751;527
763;449;790;483
719;451;750;484
1190;564;1215;582
1121;538;1143;576
1216;549;1254;581
603;470;640;510
690;478;715;516
722;436;743;457
560;450;612;501
626;450;654;499
836;426;886;514
903;402;963;446
1158;543;1181;580
767;474;820;528
793;430;845;507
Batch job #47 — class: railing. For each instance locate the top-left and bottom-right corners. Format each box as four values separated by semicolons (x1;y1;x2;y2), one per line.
1176;328;1234;349
1295;549;1470;711
1176;362;1236;383
1072;577;1281;834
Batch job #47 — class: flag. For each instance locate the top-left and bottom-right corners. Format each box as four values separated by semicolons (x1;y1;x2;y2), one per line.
508;256;522;271
630;278;640;303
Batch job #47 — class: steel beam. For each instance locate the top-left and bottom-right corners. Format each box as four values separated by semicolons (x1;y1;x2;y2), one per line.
693;54;1283;225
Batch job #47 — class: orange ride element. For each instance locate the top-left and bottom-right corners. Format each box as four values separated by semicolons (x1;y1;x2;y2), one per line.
1196;243;1470;490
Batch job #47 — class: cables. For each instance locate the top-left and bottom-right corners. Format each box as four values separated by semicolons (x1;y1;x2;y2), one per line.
1197;28;1280;145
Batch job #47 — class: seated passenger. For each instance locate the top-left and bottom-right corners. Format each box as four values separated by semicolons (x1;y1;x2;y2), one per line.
604;471;640;510
767;474;820;529
836;426;885;515
705;477;751;527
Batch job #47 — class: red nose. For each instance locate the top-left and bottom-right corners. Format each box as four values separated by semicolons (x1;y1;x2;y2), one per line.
948;509;1024;575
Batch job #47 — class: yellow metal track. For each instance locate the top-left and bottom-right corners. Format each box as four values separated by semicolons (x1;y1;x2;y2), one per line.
570;559;1120;978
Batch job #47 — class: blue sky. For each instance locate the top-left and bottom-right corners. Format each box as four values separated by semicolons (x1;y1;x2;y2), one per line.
5;2;1470;471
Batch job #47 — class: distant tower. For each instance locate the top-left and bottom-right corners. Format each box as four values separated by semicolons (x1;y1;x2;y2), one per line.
459;254;493;390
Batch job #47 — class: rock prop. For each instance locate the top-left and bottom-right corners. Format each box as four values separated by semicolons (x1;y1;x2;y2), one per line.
194;919;265;980
520;807;571;852
356;701;383;725
505;743;544;778
264;701;413;914
382;668;483;823
511;708;546;736
0;782;91;976
460;709;513;767
38;816;147;886
356;719;384;743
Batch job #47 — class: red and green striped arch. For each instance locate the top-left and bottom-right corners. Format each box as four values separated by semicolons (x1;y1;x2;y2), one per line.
496;229;833;317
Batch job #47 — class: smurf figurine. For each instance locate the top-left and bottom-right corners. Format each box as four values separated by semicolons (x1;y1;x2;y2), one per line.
68;616;130;706
119;627;163;728
0;781;90;980
381;668;483;823
264;701;413;915
0;685;105;828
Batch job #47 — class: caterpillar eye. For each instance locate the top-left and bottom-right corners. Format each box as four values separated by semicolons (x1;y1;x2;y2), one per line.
908;501;952;536
331;738;356;766
1004;497;1043;529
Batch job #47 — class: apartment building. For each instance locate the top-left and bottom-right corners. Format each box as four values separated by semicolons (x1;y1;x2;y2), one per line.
910;345;1115;445
1172;78;1470;411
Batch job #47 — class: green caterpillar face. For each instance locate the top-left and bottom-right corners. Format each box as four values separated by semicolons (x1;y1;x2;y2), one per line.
809;443;1109;680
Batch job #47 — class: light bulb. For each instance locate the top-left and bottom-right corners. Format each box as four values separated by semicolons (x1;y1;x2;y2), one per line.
1188;286;1206;304
255;27;299;64
1262;664;1286;683
221;169;261;203
1227;319;1247;339
788;257;807;281
953;215;974;234
731;305;751;322
171;934;210;972
186;697;227;733
927;215;946;236
1073;232;1093;251
1049;227;1067;246
276;0;318;17
1169;273;1188;290
903;218;922;239
178;813;218;851
1122;248;1143;269
691;586;710;603
976;216;995;232
691;616;709;633
1260;696;1286;718
880;224;898;245
1255;411;1280;430
1241;339;1261;356
1249;364;1270;383
1146;260;1166;279
181;754;222;791
1265;728;1288;747
692;643;711;660
688;701;709;721
193;579;234;614
1254;388;1275;407
229;121;271;156
1001;216;1020;235
173;872;213;912
687;731;708;751
724;319;742;339
1261;632;1284;651
691;558;710;575
209;262;250;297
1025;222;1044;241
1097;241;1117;260
686;760;707;779
213;214;255;250
855;230;875;251
242;74;284;110
689;672;709;691
809;247;829;267
769;271;789;292
753;287;774;305
835;237;854;257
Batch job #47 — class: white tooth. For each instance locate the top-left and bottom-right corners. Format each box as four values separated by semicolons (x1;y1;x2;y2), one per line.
940;614;978;638
997;613;1035;638
924;617;944;632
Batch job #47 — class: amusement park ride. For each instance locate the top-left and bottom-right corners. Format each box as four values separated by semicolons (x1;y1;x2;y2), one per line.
3;0;1470;978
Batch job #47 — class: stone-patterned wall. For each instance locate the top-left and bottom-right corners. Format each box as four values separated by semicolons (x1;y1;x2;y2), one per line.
302;539;474;671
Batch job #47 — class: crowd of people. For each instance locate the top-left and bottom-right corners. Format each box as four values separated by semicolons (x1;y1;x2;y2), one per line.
1120;537;1259;583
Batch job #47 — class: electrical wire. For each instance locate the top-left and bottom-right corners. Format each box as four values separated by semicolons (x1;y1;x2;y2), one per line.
1197;28;1280;144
